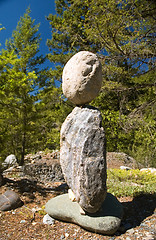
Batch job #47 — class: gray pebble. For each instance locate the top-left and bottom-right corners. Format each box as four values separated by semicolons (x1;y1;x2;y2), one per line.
144;220;150;223
144;232;155;240
126;228;135;234
150;225;156;230
20;220;26;223
43;214;55;225
140;222;148;227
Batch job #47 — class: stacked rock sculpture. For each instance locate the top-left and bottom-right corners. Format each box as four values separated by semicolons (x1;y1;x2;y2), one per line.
46;51;123;235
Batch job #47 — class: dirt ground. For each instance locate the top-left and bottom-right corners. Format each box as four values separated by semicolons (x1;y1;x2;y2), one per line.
0;161;156;240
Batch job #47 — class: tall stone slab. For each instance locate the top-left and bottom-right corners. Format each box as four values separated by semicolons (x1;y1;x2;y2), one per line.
60;106;107;213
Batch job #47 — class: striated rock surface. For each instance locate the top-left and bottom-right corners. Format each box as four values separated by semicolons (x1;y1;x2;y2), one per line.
62;51;102;105
60;106;107;213
45;193;123;235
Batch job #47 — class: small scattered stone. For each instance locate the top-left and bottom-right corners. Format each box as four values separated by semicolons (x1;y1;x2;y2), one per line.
2;154;17;168
144;220;150;223
126;228;135;234
32;207;42;213
140;168;156;174
140;222;148;227
126;237;131;240
43;214;55;225
20;220;26;223
144;232;155;240
120;166;131;170
150;225;156;230
65;233;69;238
68;189;76;202
32;222;37;225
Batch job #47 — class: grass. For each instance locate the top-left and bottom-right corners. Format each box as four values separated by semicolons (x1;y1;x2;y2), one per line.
107;169;156;197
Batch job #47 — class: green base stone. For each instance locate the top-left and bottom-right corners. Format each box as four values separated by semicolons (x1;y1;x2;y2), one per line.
45;193;123;235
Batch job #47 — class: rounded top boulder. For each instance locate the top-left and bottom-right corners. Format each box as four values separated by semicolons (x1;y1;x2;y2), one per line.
62;51;102;105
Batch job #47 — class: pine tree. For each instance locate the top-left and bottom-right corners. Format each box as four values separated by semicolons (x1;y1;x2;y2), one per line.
0;49;19;162
46;0;156;166
0;8;47;165
35;86;72;151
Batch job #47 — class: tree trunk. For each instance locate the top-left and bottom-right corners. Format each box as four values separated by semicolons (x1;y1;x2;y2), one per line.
20;105;27;166
20;131;26;166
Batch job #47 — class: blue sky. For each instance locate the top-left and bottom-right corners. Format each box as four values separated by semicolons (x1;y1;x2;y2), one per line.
0;0;56;68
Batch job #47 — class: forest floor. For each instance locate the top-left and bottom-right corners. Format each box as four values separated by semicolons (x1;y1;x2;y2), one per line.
0;160;156;240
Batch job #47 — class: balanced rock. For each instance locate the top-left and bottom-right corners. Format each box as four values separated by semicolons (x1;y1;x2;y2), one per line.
62;51;102;105
60;106;107;213
45;193;123;235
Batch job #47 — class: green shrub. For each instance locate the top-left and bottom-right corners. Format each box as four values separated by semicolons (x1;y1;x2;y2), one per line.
107;169;156;197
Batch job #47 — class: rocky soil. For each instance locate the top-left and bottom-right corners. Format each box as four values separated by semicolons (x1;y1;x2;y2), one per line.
0;155;155;240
